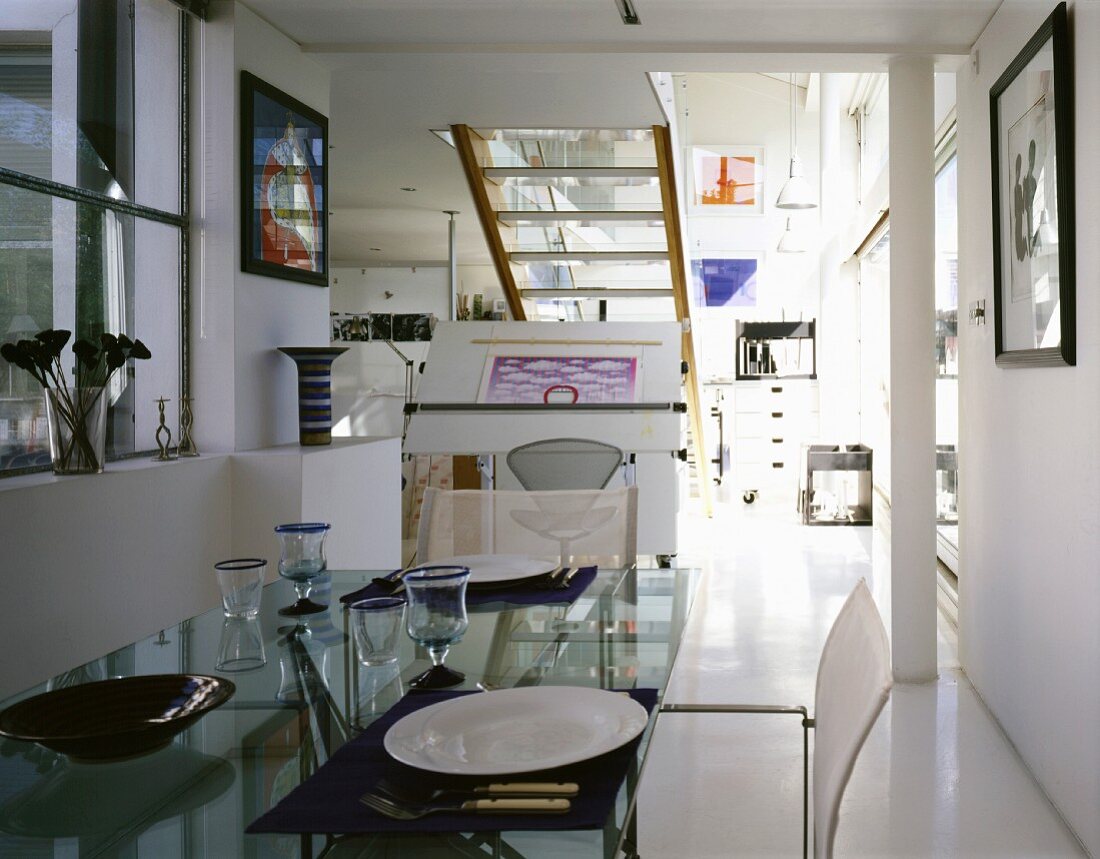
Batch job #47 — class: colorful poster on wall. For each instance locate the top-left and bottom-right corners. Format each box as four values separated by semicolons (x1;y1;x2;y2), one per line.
241;71;328;286
690;145;765;214
691;255;760;309
478;356;638;404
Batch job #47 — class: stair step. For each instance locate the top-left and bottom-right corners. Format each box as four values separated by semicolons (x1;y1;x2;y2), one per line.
520;287;675;299
510;251;670;263
484;166;660;183
497;210;663;226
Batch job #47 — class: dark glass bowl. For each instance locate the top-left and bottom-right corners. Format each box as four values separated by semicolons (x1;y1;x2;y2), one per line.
0;674;235;762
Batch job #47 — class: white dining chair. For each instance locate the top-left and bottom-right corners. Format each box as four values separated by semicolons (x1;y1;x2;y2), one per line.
651;579;892;859
415;485;638;568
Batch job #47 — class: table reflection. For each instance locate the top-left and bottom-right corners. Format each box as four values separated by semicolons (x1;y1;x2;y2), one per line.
0;566;698;857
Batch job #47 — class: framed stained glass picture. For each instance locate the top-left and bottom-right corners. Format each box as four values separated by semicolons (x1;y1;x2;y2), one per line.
240;71;329;286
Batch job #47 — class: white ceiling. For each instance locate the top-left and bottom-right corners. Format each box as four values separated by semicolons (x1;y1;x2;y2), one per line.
243;0;999;53
236;0;991;267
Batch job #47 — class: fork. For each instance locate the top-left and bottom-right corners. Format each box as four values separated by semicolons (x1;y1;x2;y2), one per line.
360;792;570;820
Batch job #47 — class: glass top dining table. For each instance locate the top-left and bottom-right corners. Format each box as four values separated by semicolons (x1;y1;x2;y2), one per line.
0;565;700;858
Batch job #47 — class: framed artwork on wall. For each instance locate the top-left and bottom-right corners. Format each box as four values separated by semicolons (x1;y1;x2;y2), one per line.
690;253;762;310
689;145;765;215
240;71;329;286
989;2;1074;366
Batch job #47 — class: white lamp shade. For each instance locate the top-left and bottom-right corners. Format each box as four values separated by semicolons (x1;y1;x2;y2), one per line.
5;314;40;337
777;219;806;253
776;156;817;210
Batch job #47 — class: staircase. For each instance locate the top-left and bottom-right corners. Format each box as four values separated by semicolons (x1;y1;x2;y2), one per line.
450;125;712;515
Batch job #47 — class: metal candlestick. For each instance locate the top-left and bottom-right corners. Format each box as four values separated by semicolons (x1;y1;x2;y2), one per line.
154;397;174;461
178;396;198;457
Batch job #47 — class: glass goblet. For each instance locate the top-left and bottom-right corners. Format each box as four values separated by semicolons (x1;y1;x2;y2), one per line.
274;522;331;616
403;566;470;689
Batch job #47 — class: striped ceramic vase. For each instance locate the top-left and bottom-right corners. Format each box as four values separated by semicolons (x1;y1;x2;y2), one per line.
278;347;348;445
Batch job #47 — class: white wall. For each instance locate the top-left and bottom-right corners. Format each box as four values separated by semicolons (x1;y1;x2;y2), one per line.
0;457;233;698
958;1;1100;852
188;0;335;454
190;1;333;454
816;73;863;443
329;266;443;436
231;3;331;451
674;73;822;381
331;265;449;317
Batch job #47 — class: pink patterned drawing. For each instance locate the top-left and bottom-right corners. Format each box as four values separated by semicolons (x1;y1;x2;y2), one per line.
482;356;638;404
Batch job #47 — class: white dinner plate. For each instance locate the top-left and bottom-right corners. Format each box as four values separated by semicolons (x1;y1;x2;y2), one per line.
427;554;558;586
383;686;649;775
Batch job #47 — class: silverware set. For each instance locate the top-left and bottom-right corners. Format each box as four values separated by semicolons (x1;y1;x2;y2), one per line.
360;779;578;819
370;567;413;595
534;567;581;590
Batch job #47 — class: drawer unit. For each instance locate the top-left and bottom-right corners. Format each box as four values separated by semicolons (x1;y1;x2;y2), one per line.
732;379;819;503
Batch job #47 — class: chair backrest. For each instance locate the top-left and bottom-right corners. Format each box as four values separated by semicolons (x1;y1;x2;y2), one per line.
506;438;625;491
812;579;893;859
416;485;638;568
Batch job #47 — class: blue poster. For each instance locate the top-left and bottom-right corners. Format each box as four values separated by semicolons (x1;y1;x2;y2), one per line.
691;257;758;308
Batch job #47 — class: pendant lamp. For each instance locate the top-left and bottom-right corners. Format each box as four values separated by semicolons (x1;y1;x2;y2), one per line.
777;73;817;210
777;217;806;253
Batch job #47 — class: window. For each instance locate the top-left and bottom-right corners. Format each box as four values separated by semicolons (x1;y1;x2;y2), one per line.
0;0;189;475
934;134;959;538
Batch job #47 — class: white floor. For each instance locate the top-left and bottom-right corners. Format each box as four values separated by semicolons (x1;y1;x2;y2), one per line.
635;492;1085;857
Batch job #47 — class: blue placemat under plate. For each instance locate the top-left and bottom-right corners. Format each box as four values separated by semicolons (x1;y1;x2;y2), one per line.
246;686;656;835
339;566;598;609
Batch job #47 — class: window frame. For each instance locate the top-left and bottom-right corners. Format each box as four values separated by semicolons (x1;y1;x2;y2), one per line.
0;5;192;478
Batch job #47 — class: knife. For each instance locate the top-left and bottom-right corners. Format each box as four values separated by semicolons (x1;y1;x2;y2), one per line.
474;782;579;797
454;798;570;813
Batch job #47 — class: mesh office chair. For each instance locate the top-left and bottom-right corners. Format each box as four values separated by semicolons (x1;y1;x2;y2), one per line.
506;438;625;491
653;579;892;859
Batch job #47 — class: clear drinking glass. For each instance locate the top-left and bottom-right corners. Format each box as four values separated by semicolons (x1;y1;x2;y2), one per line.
403;566;470;689
349;597;406;666
274;522;331;616
352;659;404;732
213;558;266;618
216;618;267;672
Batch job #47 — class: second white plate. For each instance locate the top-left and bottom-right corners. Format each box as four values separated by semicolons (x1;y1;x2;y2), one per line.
383;686;649;775
428;554;558;586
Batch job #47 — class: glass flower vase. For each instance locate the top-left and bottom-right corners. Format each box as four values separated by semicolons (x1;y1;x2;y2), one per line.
44;387;108;475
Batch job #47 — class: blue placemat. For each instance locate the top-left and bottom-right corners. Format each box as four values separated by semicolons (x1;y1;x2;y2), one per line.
339;566;598;608
246;686;656;835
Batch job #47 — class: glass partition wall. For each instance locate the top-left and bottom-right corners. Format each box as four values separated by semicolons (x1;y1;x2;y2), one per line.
934;145;960;569
0;0;189;475
856;125;960;574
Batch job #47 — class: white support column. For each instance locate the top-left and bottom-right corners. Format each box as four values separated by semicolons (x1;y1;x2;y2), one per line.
888;55;938;683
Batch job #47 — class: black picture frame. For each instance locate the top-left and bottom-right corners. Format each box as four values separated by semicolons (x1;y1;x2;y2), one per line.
240;71;329;286
989;2;1074;367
